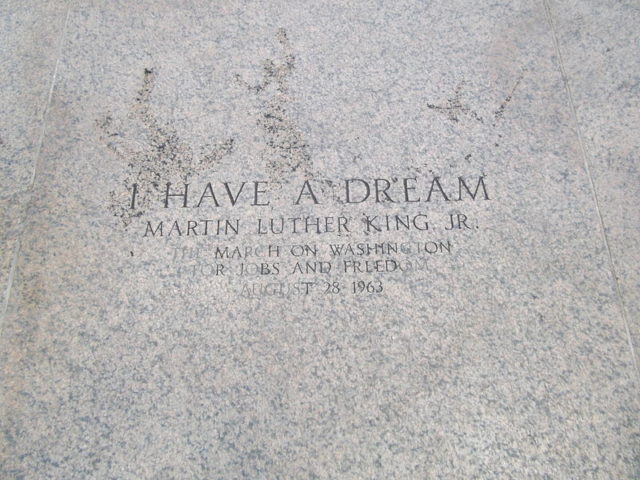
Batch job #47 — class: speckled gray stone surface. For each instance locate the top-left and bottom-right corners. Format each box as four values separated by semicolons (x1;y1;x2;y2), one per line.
0;0;70;313
547;0;640;365
1;1;638;478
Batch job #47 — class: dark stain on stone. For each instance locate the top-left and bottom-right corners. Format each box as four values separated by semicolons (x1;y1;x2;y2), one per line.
235;28;313;182
427;72;525;126
426;81;484;123
98;68;235;226
201;138;235;168
493;72;524;122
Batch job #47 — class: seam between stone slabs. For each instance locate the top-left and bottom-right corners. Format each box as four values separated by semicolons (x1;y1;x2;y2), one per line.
543;0;639;378
0;4;72;328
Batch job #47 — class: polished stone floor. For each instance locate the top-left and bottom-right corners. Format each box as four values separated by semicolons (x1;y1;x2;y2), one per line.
1;1;638;478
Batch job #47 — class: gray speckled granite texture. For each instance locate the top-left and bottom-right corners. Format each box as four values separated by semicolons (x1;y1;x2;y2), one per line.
0;0;70;314
547;0;640;366
1;1;638;478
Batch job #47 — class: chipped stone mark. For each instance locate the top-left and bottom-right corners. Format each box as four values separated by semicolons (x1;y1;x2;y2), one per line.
235;28;313;182
426;81;484;123
98;68;235;226
493;72;524;122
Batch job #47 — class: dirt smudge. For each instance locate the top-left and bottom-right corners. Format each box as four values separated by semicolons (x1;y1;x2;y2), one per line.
98;68;235;226
493;72;524;122
426;72;526;125
426;81;484;123
235;28;313;183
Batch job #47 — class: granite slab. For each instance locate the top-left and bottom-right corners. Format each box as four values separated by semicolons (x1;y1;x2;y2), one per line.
1;1;638;478
0;1;70;313
547;0;640;367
